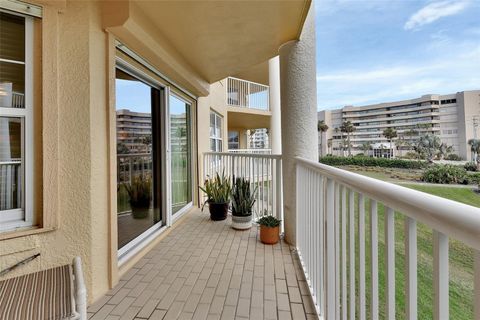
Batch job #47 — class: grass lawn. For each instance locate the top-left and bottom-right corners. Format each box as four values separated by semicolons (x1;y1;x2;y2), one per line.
343;173;479;319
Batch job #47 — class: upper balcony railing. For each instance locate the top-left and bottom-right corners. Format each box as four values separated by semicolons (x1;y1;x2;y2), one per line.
295;157;480;319
226;77;269;111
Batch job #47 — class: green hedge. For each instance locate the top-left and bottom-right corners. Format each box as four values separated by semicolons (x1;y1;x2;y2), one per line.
319;155;427;169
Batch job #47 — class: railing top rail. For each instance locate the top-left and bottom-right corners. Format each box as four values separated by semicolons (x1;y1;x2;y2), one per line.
226;76;269;89
204;151;282;160
117;153;152;158
295;156;480;250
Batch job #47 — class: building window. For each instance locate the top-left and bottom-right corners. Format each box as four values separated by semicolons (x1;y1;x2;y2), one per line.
210;111;222;152
228;131;239;149
0;11;36;232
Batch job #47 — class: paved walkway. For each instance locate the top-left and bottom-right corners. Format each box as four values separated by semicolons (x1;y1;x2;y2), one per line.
87;209;317;320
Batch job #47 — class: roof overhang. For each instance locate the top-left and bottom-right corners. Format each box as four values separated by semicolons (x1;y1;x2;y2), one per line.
103;0;311;97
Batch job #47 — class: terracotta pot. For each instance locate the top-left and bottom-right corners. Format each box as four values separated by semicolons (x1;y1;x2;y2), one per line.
260;225;280;244
208;202;229;221
231;214;252;230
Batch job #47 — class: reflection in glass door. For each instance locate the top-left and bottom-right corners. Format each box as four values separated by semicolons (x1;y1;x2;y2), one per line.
116;68;162;250
169;95;192;214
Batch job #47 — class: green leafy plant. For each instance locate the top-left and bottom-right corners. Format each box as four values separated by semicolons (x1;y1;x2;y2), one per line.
199;171;232;210
422;165;467;184
124;175;152;208
445;154;462;161
256;210;281;227
231;177;257;216
464;162;478;172
319;155;427;169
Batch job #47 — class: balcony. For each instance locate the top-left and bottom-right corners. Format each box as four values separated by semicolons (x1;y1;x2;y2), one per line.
87;210;317;320
226;77;270;111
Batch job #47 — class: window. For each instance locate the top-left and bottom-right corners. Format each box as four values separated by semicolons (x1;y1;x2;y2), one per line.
210;111;222;152
228;131;239;149
0;11;36;232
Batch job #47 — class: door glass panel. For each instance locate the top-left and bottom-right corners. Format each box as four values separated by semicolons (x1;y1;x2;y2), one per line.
169;95;191;214
116;68;160;250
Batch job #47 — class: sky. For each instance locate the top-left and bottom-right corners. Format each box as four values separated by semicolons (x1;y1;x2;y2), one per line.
315;0;480;110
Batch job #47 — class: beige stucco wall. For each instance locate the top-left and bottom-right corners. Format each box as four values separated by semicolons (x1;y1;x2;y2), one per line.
0;1;111;302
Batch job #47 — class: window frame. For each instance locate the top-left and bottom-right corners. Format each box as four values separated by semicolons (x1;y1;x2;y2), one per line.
209;110;223;152
0;11;35;232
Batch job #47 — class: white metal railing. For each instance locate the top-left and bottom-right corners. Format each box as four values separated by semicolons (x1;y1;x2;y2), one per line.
295;157;480;320
226;77;269;110
0;160;22;211
117;153;152;184
228;148;271;154
203;152;282;224
12;92;24;108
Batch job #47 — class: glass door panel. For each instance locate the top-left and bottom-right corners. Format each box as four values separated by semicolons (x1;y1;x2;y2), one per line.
116;68;161;250
169;95;191;214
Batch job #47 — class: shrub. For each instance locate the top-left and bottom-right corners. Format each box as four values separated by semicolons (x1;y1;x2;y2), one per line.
422;165;467;184
319;155;427;169
404;152;419;160
445;154;462;161
464;162;478;172
465;172;480;185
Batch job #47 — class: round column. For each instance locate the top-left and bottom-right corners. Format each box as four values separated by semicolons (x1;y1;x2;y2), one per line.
269;56;282;154
279;5;318;245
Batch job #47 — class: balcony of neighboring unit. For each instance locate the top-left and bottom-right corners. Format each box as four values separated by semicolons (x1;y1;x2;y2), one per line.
226;77;272;129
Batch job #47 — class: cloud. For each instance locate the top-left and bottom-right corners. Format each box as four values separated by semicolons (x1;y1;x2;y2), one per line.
316;42;480;109
404;0;470;30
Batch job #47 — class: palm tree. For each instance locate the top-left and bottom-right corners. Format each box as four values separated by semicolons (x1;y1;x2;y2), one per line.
468;139;480;169
317;120;329;157
340;121;356;156
382;128;398;158
361;142;371;156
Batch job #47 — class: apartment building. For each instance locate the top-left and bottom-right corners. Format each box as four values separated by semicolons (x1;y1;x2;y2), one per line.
318;90;480;160
116;109;152;154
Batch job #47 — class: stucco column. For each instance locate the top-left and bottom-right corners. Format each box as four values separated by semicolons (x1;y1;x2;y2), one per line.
279;6;318;245
269;56;282;154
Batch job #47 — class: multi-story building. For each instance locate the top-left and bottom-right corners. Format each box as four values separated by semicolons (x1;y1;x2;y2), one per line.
249;128;270;149
318;90;480;160
116;109;152;154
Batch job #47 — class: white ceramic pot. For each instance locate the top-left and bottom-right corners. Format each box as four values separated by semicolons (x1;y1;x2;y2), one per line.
231;214;252;230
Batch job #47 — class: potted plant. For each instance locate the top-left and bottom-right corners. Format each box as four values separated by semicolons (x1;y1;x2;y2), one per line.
199;172;232;221
124;175;152;219
256;210;281;244
231;177;257;230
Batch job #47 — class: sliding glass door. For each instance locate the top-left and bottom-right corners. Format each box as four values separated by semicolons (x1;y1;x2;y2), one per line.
169;94;192;214
115;67;163;251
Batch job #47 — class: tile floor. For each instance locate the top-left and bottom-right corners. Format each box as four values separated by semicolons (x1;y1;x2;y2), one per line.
87;209;318;320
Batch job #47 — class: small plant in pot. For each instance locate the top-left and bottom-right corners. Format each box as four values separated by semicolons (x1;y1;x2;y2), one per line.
199;172;232;221
124;175;152;219
256;210;281;244
231;177;257;230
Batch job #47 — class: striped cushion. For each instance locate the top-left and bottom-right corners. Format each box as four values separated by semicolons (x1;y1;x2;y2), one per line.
0;265;75;320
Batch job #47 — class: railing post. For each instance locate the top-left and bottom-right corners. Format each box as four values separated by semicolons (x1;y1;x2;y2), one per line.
433;231;449;320
405;217;417;320
325;178;336;320
475;250;480;320
385;207;395;320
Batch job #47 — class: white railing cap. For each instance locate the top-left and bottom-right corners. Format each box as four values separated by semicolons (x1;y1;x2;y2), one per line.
296;157;480;250
204;151;281;160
